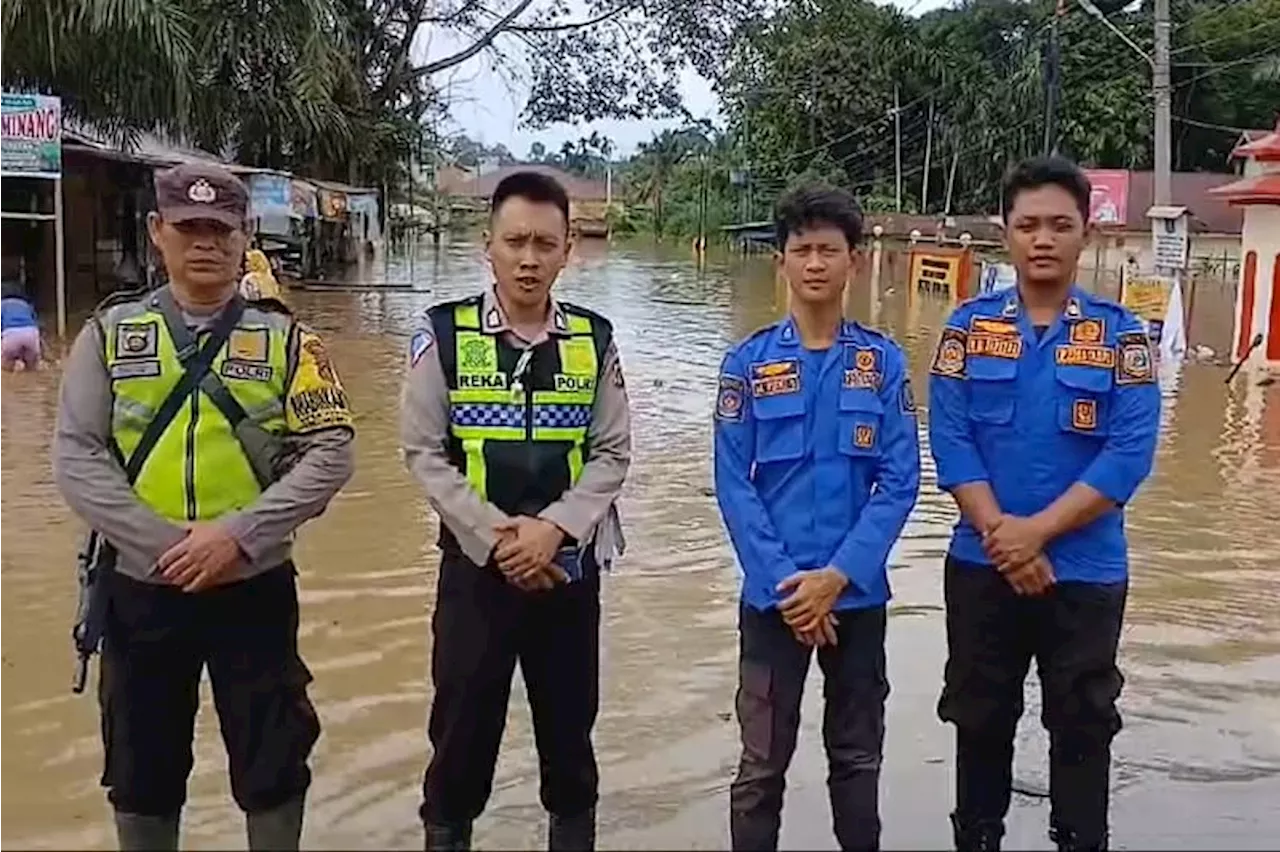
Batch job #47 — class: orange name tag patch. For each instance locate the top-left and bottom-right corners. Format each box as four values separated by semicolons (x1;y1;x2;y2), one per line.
1072;399;1098;430
854;423;876;448
1055;344;1116;369
967;333;1023;359
751;359;800;397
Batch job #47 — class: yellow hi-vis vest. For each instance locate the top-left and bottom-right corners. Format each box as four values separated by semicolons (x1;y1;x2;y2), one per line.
99;293;292;522
430;297;610;535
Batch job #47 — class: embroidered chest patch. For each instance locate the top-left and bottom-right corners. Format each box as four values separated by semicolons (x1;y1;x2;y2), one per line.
1068;318;1105;346
1056;345;1116;369
751;359;800;397
1072;399;1098;431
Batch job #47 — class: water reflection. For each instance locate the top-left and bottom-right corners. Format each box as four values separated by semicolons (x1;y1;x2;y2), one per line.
2;237;1277;849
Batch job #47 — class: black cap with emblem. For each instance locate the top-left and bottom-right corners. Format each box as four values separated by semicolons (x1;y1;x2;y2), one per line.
153;162;249;230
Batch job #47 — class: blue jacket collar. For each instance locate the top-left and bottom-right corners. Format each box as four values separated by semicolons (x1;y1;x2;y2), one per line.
776;315;860;347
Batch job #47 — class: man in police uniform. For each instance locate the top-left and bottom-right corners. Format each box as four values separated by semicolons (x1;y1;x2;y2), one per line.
401;171;631;851
714;185;921;851
928;156;1161;852
53;162;355;851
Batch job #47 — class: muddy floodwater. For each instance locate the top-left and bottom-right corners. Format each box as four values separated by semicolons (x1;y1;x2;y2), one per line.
3;239;1279;849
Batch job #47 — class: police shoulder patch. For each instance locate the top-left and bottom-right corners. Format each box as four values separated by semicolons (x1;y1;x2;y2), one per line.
715;374;746;423
1116;331;1155;385
931;326;968;378
900;377;917;416
409;329;434;368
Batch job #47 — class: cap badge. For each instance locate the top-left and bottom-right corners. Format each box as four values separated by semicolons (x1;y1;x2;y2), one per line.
187;179;217;204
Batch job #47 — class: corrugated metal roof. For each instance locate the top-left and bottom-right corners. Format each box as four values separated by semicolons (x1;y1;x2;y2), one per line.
438;163;609;202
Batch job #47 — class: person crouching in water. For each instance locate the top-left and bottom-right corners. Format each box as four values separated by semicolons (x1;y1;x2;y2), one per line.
2;282;43;372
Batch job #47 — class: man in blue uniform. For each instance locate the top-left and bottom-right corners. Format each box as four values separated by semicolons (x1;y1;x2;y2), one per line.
928;157;1162;852
715;185;921;852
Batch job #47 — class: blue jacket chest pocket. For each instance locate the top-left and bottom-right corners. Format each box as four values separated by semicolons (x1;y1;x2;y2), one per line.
966;355;1018;425
752;391;807;463
1055;364;1112;437
838;389;882;458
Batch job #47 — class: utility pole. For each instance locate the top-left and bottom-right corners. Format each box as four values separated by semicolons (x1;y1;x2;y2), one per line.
1076;0;1169;200
1043;0;1065;155
921;97;935;213
894;84;902;213
1153;0;1172;204
809;66;818;149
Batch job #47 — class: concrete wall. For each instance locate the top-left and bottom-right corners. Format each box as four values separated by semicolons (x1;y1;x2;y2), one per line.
1233;204;1280;366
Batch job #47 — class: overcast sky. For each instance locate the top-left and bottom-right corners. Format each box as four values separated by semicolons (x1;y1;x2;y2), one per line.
428;0;955;159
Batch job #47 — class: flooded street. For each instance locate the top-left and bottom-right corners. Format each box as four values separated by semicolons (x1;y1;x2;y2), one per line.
3;239;1279;849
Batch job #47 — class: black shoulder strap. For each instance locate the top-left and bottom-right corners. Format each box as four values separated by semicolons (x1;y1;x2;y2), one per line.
122;293;246;483
153;289;279;488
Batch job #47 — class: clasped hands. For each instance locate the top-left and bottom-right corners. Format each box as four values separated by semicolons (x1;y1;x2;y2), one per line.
153;522;245;593
492;516;569;592
776;567;849;649
982;513;1056;596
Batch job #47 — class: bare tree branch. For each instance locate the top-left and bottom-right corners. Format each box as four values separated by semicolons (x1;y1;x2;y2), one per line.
412;0;535;78
508;4;632;33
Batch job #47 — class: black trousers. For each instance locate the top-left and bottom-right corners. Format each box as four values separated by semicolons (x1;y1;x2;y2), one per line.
730;604;889;852
937;556;1127;847
420;550;601;826
99;564;320;816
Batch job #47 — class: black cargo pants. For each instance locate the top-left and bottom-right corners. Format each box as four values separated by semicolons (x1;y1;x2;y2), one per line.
420;549;601;827
730;603;889;852
937;556;1127;848
99;564;320;816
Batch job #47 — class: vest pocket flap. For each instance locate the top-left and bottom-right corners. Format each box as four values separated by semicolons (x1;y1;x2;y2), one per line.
751;391;806;421
838;389;884;415
966;355;1019;382
1055;364;1114;394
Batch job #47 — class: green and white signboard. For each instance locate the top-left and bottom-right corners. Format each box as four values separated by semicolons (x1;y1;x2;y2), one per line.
2;92;62;178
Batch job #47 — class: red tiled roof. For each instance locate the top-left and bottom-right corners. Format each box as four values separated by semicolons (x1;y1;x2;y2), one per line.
1111;171;1243;234
1232;121;1280;162
438;163;609;202
1207;172;1280;205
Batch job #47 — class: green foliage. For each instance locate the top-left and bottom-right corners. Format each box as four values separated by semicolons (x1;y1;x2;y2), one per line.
2;0;760;186
716;0;1280;216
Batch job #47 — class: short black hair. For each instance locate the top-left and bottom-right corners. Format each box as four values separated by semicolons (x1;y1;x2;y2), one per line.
1001;156;1091;223
775;184;863;249
491;171;570;228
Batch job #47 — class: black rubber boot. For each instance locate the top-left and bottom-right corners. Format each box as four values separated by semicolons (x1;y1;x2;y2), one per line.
424;821;473;852
114;811;180;851
1049;823;1108;852
247;795;305;851
950;812;1004;852
548;807;596;852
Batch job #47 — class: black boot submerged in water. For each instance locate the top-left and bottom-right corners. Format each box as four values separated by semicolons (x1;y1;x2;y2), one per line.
549;807;596;852
114;811;180;851
246;795;305;851
950;811;1004;852
425;821;473;851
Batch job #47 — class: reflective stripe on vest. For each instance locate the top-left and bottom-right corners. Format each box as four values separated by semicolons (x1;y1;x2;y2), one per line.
100;298;290;522
446;302;599;501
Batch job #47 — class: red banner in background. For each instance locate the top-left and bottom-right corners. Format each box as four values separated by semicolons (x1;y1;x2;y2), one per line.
1083;169;1129;225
